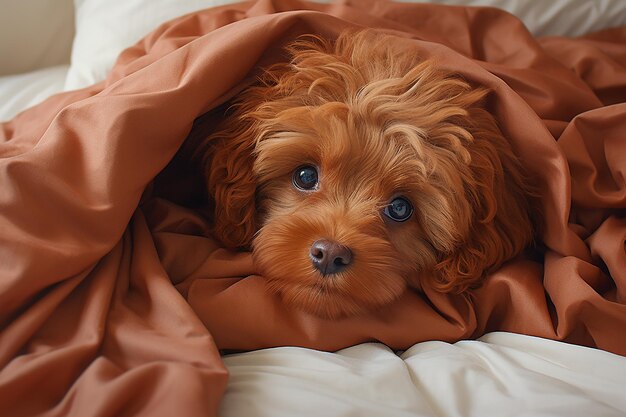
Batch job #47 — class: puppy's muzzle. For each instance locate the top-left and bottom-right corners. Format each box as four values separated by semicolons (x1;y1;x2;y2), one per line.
309;239;353;276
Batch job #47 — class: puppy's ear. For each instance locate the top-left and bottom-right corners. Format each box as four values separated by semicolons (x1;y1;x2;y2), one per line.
432;108;538;293
202;119;257;249
195;63;290;249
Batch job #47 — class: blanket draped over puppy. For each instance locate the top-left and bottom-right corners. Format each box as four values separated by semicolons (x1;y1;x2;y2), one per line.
1;0;626;415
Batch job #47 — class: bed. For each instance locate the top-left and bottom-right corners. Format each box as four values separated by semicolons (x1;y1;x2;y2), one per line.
1;1;626;417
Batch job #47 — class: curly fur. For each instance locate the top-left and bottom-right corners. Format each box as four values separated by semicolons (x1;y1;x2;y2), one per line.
196;30;537;318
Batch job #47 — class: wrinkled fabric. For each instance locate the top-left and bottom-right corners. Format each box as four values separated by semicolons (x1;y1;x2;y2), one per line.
220;333;626;417
1;0;625;416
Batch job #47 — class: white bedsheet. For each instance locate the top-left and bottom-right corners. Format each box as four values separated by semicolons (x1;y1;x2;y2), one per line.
221;332;626;417
0;64;69;122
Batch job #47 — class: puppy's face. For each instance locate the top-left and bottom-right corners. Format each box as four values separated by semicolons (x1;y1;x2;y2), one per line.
252;106;434;318
201;31;535;318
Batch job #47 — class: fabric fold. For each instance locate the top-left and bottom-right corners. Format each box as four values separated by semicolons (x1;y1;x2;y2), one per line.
1;1;626;416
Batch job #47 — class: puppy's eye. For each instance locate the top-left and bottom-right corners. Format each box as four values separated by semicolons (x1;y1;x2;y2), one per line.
383;197;413;222
293;165;319;190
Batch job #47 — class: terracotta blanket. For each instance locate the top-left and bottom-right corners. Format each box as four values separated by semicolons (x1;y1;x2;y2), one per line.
1;0;626;415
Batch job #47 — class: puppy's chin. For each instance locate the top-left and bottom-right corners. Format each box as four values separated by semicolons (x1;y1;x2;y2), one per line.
252;219;409;319
265;281;382;319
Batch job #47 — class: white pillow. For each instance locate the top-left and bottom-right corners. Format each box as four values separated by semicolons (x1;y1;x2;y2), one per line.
0;0;74;76
64;0;626;91
64;0;241;90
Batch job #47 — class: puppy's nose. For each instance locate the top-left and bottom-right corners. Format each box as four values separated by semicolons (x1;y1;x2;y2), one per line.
310;239;353;276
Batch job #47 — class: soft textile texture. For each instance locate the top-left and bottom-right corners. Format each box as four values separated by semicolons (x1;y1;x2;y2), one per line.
0;65;69;122
64;0;626;90
1;0;626;416
65;0;234;89
221;332;626;417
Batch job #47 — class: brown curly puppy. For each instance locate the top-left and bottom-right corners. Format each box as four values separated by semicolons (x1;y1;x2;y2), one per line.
197;30;537;318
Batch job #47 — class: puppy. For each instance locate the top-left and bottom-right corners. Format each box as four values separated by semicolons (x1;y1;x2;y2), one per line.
196;30;537;318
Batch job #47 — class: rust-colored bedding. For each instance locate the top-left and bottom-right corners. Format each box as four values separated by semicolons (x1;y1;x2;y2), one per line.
1;0;626;415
